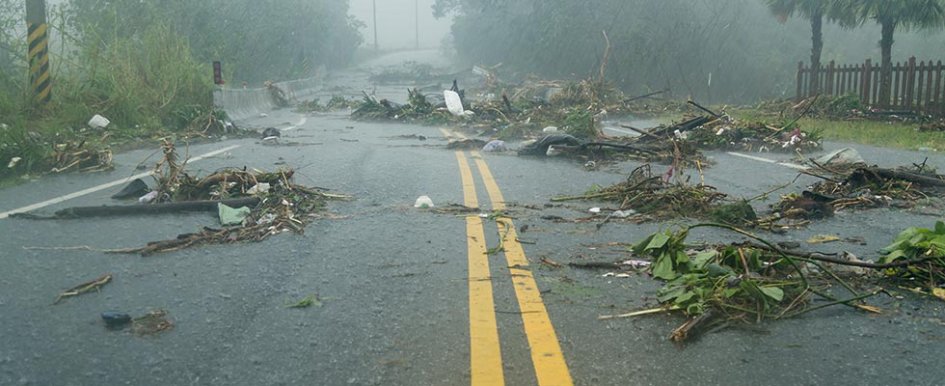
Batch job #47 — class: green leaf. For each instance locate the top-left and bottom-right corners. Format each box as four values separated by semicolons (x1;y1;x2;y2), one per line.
759;286;784;302
935;221;945;235
881;249;908;263
692;251;716;269
674;290;696;304
657;285;686;303
645;231;670;251
675;250;690;264
652;254;677;280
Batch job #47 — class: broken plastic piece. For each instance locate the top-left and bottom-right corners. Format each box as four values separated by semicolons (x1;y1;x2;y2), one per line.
138;191;159;204
112;178;150;199
218;203;251;226
543;126;559;133
482;140;508;152
88;114;110;129
247;183;270;195
262;127;281;140
102;311;132;328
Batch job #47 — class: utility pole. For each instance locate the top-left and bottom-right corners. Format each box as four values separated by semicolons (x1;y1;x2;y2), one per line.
415;0;420;49
373;0;378;52
25;0;51;106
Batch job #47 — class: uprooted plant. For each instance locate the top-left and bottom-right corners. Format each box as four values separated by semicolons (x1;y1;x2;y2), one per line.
601;221;945;344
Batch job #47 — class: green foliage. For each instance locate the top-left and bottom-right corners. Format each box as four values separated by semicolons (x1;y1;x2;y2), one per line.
562;109;597;139
65;0;363;83
632;226;799;318
880;221;945;284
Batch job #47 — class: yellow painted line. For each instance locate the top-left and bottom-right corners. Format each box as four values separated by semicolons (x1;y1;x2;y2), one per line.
456;151;505;386
441;128;468;140
471;151;574;386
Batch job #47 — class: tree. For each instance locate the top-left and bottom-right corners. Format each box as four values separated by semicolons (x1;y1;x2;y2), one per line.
765;0;856;95
838;0;945;105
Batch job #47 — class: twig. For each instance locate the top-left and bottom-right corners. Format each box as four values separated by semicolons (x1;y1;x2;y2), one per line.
686;100;721;118
598;305;681;320
54;273;112;304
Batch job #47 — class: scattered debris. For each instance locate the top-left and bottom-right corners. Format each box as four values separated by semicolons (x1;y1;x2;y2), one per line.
286;294;322;309
54;273;112;304
807;234;840;244
101;311;132;329
111;178;150;199
481;140;508;152
608;224;887;344
262;127;281;140
552;164;731;223
132;309;174;336
88;114;111;130
414;195;434;209
50;140;113;173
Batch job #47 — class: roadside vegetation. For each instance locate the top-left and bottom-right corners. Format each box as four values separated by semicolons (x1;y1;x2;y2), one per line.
0;0;362;182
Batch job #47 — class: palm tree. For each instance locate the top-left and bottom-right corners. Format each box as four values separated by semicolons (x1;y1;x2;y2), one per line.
837;0;945;105
765;0;840;94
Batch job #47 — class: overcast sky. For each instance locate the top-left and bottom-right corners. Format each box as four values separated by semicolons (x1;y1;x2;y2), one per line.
348;0;453;50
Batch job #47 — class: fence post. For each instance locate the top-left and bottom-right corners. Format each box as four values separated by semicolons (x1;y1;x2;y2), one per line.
935;60;943;115
861;59;871;105
796;61;804;101
905;57;916;110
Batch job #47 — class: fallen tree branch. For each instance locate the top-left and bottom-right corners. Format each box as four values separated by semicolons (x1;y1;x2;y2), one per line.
12;197;261;219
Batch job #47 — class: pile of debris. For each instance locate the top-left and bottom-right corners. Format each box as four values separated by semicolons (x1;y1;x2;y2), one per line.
50;140;113;173
16;139;350;255
770;153;945;224
552;164;743;224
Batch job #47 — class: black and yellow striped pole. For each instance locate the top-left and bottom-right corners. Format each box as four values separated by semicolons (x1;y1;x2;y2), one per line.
26;0;51;106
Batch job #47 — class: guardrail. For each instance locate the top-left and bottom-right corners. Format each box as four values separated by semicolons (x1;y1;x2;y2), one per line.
213;76;321;121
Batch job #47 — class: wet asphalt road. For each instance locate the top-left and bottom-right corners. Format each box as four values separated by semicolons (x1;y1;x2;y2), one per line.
2;52;945;385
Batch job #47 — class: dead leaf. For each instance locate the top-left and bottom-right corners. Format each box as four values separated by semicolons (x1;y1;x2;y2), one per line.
807;234;840;244
932;288;945;302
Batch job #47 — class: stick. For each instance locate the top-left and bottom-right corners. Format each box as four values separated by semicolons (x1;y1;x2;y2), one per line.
619;124;663;140
623;90;667;103
13;197;261;219
54;273;112;304
686;100;721;118
598;305;681;320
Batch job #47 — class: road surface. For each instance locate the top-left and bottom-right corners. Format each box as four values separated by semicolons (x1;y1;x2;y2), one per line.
1;51;944;386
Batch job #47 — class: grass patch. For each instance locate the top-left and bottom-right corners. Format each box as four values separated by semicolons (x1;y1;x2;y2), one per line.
731;108;945;151
798;118;945;151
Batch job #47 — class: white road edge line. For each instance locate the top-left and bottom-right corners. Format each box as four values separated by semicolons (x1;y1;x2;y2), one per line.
726;152;808;170
0;145;241;219
281;116;308;132
602;126;638;136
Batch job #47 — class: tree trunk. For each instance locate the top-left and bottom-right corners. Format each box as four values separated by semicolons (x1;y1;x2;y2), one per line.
879;18;896;107
809;12;823;95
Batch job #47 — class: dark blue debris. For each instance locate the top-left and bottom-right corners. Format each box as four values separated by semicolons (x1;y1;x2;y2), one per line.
101;311;132;329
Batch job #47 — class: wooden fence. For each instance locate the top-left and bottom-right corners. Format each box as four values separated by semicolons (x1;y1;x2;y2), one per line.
796;57;945;115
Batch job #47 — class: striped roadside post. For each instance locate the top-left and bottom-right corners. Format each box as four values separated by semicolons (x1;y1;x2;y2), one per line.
26;0;51;106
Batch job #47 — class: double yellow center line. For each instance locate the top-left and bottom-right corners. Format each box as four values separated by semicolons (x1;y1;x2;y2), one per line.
453;140;573;386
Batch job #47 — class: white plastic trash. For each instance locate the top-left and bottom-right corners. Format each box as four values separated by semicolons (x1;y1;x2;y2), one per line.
414;195;434;209
88;114;110;129
247;183;270;195
542;126;559;133
589;207;601;214
546;145;562;157
444;90;464;116
482;140;507;152
138;191;159;204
